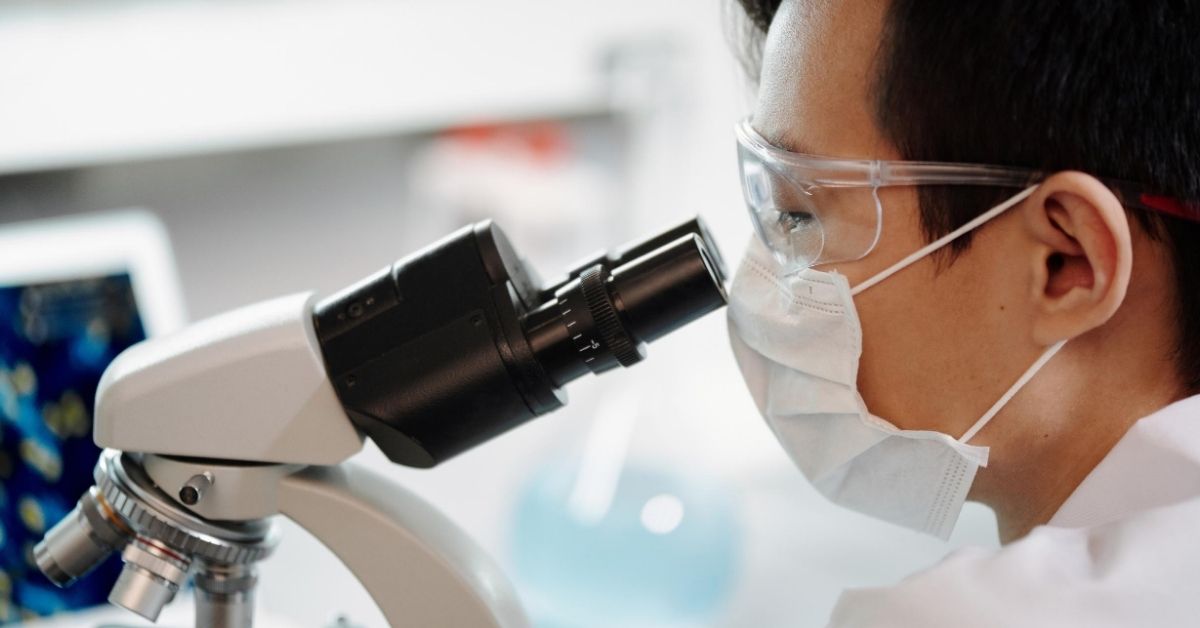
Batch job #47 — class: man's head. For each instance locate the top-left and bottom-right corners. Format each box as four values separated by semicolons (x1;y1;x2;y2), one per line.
732;0;1200;536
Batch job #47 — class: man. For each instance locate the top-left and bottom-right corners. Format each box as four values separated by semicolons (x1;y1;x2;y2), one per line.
726;0;1200;624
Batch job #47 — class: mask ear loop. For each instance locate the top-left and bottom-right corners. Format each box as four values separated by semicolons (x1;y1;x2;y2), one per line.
833;183;1063;443
841;185;1056;442
849;185;1039;296
958;339;1067;443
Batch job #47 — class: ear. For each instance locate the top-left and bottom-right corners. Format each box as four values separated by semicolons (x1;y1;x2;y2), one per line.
1021;171;1133;345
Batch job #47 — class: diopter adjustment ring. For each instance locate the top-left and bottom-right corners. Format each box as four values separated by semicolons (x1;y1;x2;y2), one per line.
579;265;642;367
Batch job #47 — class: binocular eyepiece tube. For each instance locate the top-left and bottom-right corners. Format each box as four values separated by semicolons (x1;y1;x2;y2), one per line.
314;216;728;468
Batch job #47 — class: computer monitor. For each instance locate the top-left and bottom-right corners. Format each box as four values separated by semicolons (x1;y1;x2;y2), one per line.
0;210;185;622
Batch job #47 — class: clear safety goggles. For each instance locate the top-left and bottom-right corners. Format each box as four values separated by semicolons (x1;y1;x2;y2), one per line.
735;117;1199;271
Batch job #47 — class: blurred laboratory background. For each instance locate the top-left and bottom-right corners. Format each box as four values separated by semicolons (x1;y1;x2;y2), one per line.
0;1;999;626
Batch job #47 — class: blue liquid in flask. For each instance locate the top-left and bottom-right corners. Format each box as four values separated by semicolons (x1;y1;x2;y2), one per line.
510;460;740;628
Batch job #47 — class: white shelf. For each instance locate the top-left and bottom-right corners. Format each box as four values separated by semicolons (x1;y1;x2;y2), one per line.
0;0;685;174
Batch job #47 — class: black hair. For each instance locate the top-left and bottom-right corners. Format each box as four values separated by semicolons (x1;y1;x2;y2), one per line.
735;0;1200;391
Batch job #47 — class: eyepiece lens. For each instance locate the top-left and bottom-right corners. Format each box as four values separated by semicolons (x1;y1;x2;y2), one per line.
524;227;727;387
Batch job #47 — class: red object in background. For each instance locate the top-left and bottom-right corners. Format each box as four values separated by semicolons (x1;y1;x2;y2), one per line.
442;121;572;165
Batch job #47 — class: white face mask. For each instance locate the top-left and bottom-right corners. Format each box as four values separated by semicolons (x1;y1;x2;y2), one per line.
728;186;1065;539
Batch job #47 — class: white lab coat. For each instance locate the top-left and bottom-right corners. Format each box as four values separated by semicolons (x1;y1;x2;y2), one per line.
827;395;1200;627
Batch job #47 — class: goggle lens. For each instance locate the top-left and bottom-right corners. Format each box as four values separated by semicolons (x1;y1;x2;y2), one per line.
738;143;881;271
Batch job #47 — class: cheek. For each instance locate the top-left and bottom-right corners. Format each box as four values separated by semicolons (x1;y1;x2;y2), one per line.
852;236;1027;433
854;264;972;430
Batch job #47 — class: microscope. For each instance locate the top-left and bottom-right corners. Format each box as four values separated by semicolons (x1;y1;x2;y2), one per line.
33;218;727;628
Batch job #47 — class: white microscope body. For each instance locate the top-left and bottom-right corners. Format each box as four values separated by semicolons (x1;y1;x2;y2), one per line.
48;291;529;628
34;219;727;627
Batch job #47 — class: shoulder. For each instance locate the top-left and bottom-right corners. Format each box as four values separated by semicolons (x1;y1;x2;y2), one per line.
1052;395;1200;527
827;496;1200;628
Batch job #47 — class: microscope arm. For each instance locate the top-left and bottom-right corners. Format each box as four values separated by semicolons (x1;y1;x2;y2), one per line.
278;464;530;628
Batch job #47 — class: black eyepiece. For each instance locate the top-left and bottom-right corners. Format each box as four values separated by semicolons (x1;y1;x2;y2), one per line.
525;231;727;387
313;217;727;468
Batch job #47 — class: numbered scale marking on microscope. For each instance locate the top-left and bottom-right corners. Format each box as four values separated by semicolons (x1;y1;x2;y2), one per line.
558;286;606;367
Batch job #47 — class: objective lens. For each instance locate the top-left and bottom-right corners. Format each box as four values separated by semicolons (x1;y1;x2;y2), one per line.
35;488;131;587
109;538;192;622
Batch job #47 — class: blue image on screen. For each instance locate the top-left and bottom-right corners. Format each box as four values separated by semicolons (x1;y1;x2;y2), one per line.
0;274;148;623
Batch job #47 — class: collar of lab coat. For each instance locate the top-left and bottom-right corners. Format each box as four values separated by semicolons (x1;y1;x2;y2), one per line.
1050;393;1200;528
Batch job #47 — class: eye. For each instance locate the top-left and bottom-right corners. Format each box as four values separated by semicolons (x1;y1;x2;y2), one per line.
776;210;817;234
